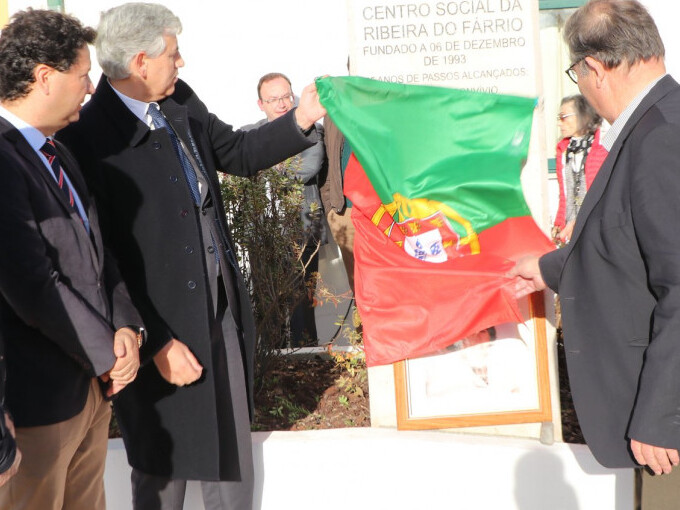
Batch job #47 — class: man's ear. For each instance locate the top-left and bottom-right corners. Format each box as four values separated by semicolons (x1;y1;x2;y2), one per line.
584;56;606;86
257;99;265;113
130;52;148;79
33;64;53;95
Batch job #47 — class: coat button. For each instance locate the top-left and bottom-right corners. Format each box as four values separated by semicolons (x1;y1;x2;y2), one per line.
180;209;188;217
170;175;178;183
187;280;197;290
202;209;208;216
153;141;161;149
185;245;194;254
207;245;215;254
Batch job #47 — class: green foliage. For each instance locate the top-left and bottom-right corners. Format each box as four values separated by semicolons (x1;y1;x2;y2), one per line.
219;156;367;431
265;394;312;427
329;307;367;395
272;395;312;422
219;157;319;393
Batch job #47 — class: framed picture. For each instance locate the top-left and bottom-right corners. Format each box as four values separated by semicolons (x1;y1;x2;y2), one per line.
394;292;552;430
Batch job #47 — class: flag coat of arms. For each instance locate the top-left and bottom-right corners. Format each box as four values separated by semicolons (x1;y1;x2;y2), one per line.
317;76;554;366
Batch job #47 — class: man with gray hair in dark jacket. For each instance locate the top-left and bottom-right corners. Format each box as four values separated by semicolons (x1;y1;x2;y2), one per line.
510;0;680;485
59;3;326;509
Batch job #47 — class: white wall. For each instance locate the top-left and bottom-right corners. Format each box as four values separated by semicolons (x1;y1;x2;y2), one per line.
106;431;635;510
645;1;680;78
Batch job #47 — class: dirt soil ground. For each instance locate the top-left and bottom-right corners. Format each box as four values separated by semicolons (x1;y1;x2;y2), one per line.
251;355;370;431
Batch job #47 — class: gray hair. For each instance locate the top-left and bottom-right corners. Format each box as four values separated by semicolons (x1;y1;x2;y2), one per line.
96;2;182;80
564;0;664;70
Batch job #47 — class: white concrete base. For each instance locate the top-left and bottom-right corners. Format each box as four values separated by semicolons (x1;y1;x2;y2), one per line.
106;428;634;510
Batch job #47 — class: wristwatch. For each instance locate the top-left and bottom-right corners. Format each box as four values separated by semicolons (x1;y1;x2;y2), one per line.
125;325;146;348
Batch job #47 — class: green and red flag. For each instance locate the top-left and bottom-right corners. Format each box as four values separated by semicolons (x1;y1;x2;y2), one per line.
316;76;554;367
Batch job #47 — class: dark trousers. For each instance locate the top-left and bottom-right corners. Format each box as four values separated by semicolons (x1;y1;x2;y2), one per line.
131;280;254;510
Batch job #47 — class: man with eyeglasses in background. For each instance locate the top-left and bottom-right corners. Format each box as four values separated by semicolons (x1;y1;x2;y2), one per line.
242;73;327;347
510;0;680;505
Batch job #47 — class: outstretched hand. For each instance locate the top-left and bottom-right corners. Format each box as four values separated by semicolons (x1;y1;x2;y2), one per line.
294;80;327;131
506;255;547;298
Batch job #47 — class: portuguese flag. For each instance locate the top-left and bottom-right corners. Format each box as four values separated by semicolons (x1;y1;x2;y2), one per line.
316;76;554;367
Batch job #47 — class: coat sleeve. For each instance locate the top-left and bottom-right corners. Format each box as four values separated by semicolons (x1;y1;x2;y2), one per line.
240;118;326;183
57;126;154;362
175;82;318;177
56;139;144;335
0;149;116;377
625;121;680;448
211;109;318;177
538;246;568;293
102;246;144;333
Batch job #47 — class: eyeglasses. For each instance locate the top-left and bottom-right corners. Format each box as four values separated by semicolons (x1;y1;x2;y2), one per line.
262;94;294;105
565;59;584;84
557;113;576;121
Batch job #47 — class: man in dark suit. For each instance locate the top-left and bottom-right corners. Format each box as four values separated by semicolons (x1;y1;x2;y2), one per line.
0;9;143;510
510;0;680;479
58;3;326;509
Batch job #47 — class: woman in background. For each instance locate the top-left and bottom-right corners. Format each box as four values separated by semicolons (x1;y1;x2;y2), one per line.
553;94;608;244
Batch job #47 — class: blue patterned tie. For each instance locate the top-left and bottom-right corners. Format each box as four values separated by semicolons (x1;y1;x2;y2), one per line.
147;103;201;205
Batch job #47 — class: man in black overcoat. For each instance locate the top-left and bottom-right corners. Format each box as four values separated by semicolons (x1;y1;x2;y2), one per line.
511;0;680;482
58;3;326;509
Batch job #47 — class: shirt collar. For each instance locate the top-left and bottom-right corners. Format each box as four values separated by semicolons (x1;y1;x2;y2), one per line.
601;74;666;151
108;79;154;127
0;104;52;152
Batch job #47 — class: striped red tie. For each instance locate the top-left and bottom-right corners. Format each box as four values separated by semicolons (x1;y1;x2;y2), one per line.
40;138;75;209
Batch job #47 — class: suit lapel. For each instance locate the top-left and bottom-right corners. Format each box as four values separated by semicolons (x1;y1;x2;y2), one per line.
53;139;89;208
159;97;188;136
1;124;78;218
0;118;100;262
564;75;678;250
55;139;104;260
